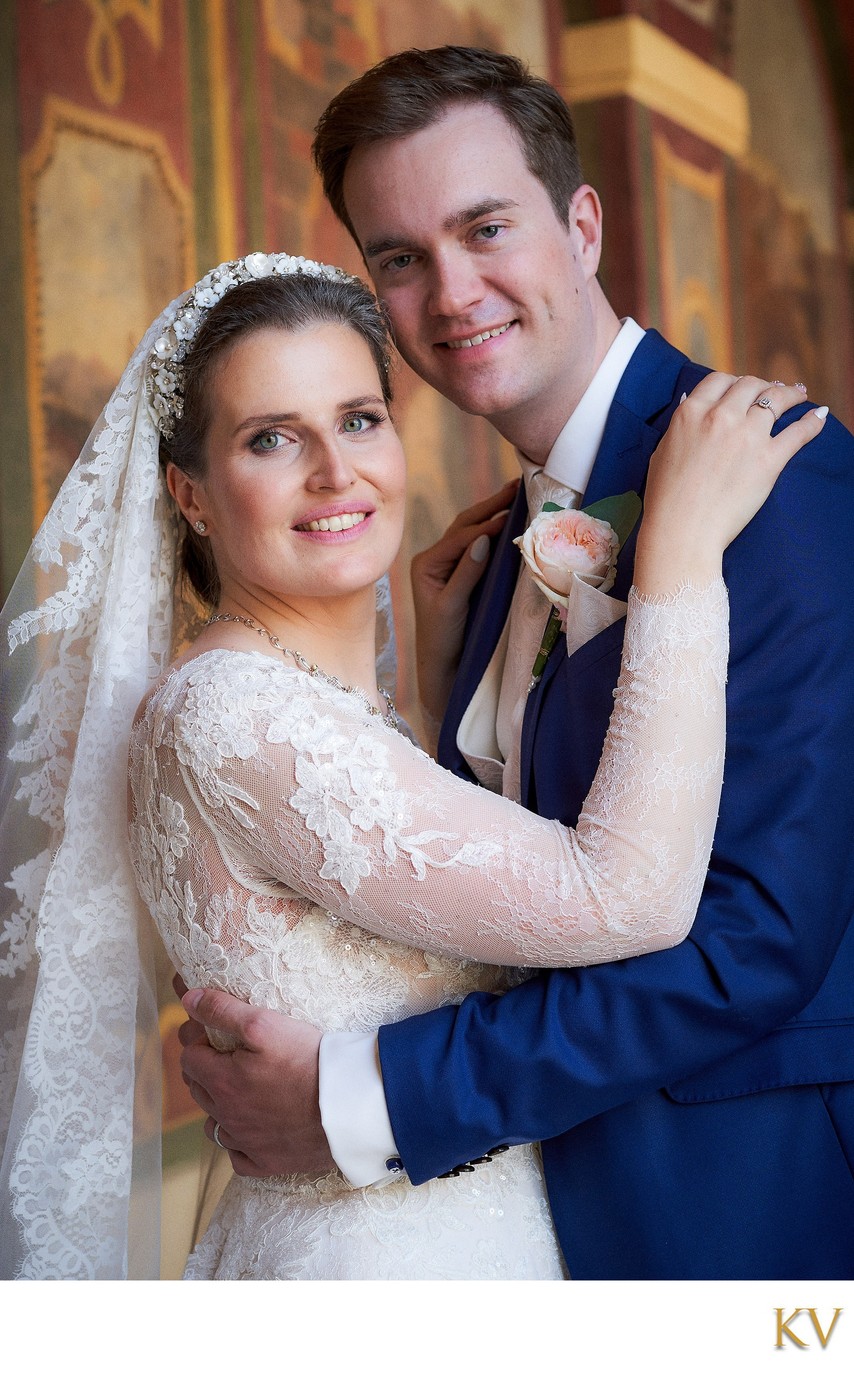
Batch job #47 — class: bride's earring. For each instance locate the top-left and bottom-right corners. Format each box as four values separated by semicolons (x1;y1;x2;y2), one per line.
194;520;207;534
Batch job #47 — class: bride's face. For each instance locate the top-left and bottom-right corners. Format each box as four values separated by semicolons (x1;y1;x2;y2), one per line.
178;322;406;607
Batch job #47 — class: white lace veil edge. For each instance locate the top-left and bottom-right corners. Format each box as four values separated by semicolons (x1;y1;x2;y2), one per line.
0;298;182;1279
0;271;398;1279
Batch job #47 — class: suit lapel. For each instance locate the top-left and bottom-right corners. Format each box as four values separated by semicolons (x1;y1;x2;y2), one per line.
578;331;700;602
518;332;700;801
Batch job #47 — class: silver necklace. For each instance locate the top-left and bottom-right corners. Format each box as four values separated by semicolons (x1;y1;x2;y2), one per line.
205;612;399;728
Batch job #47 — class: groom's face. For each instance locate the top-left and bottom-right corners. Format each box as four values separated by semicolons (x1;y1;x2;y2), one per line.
342;102;602;451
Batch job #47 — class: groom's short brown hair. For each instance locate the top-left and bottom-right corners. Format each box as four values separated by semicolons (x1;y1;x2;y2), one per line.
313;46;584;244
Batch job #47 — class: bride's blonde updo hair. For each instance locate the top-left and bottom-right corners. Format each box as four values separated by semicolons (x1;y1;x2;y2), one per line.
158;272;393;607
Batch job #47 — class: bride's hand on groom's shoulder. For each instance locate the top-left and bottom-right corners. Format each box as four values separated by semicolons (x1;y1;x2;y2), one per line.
176;985;335;1179
412;477;519;726
636;375;828;594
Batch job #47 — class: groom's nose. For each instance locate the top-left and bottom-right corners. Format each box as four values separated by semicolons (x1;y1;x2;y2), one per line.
426;248;485;320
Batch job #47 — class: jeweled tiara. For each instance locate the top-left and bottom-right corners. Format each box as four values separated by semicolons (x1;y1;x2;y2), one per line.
146;251;358;440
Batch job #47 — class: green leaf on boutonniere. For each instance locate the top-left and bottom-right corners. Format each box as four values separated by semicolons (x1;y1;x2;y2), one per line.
582;490;642;549
541;501;563;513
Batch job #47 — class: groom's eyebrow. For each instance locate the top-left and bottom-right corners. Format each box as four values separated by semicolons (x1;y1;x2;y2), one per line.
363;198;519;260
443;197;519;230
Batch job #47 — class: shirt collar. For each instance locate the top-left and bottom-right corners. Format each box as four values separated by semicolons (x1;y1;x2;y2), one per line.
518;318;646;498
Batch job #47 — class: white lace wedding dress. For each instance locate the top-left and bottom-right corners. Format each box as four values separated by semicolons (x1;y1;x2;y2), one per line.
128;581;727;1280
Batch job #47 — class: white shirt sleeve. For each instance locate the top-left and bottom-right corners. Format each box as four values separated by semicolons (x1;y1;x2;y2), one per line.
318;1029;402;1187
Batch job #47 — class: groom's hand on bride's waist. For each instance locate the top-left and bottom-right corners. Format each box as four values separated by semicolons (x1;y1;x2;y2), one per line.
177;984;335;1178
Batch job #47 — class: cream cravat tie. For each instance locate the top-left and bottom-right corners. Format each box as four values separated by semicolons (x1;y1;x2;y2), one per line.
497;472;582;803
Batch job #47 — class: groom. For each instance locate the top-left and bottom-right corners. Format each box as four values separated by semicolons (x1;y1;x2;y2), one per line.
179;47;854;1278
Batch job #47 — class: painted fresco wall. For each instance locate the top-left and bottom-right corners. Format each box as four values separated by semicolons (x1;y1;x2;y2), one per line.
3;0;554;653
3;0;853;1275
563;0;853;414
732;0;850;408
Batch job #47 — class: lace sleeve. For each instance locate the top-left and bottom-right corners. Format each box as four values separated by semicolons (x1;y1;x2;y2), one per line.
153;579;727;968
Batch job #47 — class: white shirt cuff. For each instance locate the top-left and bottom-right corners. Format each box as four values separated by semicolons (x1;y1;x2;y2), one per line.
318;1030;403;1188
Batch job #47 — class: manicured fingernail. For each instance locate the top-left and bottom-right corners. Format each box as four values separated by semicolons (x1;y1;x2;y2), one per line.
678;392;687;405
814;405;829;419
470;534;490;563
182;989;203;1012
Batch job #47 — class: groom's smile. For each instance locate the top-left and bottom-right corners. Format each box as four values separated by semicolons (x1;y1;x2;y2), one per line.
440;321;516;350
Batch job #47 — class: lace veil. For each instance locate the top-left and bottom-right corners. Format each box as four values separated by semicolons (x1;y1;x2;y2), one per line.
0;257;396;1279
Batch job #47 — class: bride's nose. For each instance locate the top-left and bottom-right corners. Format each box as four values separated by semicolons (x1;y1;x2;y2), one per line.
305;435;357;491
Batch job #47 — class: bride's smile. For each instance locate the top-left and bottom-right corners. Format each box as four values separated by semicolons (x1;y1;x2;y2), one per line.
294;507;371;534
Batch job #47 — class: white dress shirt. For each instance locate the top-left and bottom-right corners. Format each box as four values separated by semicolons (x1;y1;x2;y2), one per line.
319;319;646;1187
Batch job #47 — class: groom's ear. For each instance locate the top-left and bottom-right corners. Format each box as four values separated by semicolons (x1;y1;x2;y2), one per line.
166;461;206;529
568;185;604;279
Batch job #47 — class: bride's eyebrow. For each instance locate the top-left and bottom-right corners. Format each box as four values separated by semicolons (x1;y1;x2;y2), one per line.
338;393;387;410
234;412;300;435
234;396;387;435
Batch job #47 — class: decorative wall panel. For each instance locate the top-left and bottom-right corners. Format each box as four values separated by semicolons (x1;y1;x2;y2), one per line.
22;99;193;519
654;132;732;368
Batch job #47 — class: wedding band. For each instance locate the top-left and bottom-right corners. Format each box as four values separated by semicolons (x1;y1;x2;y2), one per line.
751;395;779;421
213;1121;225;1149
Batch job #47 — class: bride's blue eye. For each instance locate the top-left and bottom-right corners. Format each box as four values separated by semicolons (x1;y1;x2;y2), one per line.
253;430;282;451
342;412;383;434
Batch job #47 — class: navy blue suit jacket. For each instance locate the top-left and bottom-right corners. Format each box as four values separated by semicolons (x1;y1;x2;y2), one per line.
378;331;854;1278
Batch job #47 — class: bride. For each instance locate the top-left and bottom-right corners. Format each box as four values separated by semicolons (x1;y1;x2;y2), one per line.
0;251;821;1279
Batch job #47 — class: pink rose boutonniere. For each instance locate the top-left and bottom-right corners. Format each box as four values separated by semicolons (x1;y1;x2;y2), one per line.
517;507;620;602
514;491;642;689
